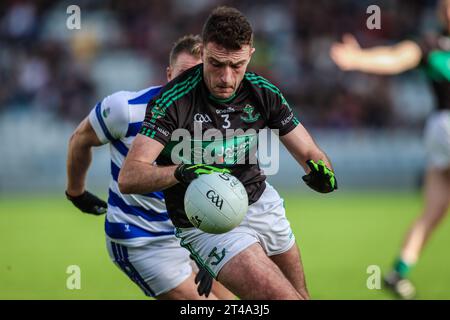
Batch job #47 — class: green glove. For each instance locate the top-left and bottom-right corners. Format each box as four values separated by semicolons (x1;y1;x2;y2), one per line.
302;160;338;193
174;164;231;186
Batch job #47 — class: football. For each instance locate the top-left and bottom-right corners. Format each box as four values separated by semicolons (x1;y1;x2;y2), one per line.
184;172;249;234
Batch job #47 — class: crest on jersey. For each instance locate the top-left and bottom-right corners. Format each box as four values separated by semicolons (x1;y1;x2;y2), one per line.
149;105;165;120
102;107;110;118
194;113;212;123
240;104;260;123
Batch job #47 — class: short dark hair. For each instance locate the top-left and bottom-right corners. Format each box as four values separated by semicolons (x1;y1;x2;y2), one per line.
202;6;253;50
169;34;202;66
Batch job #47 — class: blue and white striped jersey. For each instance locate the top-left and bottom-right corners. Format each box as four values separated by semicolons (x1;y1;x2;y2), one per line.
89;85;175;247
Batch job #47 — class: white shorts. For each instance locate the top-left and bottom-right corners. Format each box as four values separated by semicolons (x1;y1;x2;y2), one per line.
106;235;193;297
424;111;450;169
175;182;295;278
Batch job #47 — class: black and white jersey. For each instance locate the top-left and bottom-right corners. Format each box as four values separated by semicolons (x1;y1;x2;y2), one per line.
140;64;300;227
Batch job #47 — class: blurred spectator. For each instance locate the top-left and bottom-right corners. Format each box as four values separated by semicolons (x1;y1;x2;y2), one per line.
0;0;439;127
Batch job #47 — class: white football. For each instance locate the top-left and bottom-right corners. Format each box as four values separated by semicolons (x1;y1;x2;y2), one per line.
184;172;248;234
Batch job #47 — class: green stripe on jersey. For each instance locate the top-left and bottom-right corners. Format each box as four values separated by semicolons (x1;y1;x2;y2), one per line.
150;71;201;123
154;68;201;109
150;77;201;126
148;68;202;124
245;73;290;107
245;73;281;93
246;73;300;125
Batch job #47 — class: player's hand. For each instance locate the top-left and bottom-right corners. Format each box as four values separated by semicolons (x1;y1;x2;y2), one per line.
189;254;213;297
65;190;107;215
330;34;362;71
302;160;338;193
195;266;213;298
174;164;231;186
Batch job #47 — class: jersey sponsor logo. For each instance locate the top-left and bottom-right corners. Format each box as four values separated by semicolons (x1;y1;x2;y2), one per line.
140;122;155;137
199;136;255;165
166;131;259;165
194;113;212;123
215;106;236;114
206;190;224;210
281;112;294;126
140;123;168;137
240;104;261;123
143;121;155;129
156;126;170;137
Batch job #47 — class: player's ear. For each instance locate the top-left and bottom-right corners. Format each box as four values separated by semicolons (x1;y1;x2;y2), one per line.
200;43;205;62
247;47;256;65
166;66;172;82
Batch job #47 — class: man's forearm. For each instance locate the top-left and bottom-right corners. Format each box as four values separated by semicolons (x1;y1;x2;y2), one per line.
306;150;332;171
280;126;334;173
66;135;93;196
118;160;178;194
297;147;333;173
355;48;403;74
285;144;332;173
353;42;421;75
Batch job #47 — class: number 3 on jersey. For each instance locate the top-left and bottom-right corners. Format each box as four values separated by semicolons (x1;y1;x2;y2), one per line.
221;114;230;129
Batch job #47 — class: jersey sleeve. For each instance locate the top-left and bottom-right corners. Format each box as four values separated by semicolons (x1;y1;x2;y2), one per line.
139;89;179;146
88;91;130;143
414;33;437;65
138;66;203;145
267;87;300;136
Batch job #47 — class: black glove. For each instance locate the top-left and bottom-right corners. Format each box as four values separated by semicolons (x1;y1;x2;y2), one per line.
174;164;231;186
190;254;213;297
195;266;213;298
66;190;107;215
302;160;338;193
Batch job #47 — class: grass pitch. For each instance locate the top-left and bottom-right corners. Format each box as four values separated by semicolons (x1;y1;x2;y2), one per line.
0;191;449;299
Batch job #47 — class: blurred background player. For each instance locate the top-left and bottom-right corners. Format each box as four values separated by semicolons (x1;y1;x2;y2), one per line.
331;0;450;299
66;34;233;300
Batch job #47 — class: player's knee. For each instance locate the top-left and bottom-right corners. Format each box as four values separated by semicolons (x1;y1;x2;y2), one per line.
300;288;310;300
212;281;235;300
156;276;218;300
218;245;302;300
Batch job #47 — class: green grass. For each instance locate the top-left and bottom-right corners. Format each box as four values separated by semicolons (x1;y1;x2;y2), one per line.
0;191;449;299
